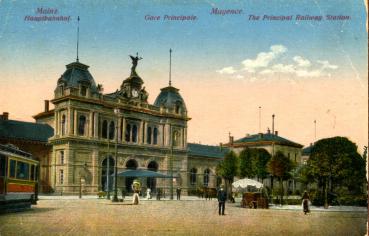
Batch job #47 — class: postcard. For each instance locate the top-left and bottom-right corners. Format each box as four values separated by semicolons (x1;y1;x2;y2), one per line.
0;1;367;235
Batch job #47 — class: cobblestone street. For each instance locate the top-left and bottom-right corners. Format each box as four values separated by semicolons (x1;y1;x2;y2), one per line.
0;198;367;236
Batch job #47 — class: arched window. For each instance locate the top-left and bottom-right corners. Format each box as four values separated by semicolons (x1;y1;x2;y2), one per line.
61;115;66;135
147;161;158;192
78;115;86;136
147;127;152;144
204;169;210;187
125;159;138;193
109;121;115;140
132;125;138;143
101;157;115;192
190;168;197;185
102;120;108;139
125;124;131;142
153;128;158;145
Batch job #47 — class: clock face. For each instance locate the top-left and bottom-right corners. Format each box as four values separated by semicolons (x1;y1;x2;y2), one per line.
131;89;139;97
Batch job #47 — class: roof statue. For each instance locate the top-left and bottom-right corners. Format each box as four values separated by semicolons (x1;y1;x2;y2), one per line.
129;52;142;76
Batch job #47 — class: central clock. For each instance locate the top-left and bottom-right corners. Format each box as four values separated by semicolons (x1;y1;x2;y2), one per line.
131;89;139;98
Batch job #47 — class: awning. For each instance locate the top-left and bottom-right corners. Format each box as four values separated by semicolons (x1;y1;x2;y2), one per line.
114;169;177;178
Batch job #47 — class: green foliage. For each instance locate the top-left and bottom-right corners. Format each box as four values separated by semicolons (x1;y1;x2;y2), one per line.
239;148;256;178
216;150;238;181
307;137;367;205
238;148;271;180
267;151;294;178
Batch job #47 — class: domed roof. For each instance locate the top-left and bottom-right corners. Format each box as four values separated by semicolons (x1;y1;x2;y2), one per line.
154;86;187;112
57;61;98;93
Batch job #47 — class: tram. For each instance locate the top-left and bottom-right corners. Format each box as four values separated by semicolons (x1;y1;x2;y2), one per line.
0;144;39;213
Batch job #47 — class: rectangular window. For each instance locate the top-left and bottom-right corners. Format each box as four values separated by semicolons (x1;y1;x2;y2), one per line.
60;151;64;165
30;165;35;180
60;170;64;184
9;159;16;178
16;161;29;180
0;154;5;177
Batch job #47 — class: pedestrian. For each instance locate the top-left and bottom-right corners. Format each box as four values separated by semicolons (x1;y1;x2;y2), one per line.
146;188;151;200
176;187;181;200
156;188;161;201
217;185;227;215
302;190;310;215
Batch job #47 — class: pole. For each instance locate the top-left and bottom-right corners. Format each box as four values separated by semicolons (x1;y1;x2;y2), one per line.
76;16;80;62
112;116;119;202
170;128;174;200
272;114;275;135
314;120;317;142
169;49;172;86
107;141;110;200
258;106;261;133
79;176;82;199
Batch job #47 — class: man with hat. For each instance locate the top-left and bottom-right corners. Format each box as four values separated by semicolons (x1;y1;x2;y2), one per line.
217;185;227;215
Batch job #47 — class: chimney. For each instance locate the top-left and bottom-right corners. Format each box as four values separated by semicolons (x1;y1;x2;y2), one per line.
229;136;234;146
267;128;271;134
259;133;263;138
275;131;278;136
2;112;9;120
219;142;223;151
44;100;49;112
246;133;250;137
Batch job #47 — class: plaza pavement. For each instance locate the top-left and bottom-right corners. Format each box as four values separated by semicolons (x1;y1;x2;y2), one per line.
0;195;367;236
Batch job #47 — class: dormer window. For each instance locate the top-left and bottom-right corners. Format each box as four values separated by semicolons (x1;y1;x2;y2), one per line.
80;85;87;96
59;85;64;96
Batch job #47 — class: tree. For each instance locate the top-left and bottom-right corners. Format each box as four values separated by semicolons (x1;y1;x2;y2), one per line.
216;151;238;200
254;149;271;183
267;151;294;205
307;137;366;207
239;148;255;178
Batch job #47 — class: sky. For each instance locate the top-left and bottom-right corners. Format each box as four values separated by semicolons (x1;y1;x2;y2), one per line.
0;0;367;151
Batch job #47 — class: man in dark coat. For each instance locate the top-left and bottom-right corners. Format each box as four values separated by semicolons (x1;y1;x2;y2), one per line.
217;185;227;215
176;187;181;200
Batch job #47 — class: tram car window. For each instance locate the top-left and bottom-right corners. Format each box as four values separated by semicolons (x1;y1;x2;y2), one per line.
9;159;16;178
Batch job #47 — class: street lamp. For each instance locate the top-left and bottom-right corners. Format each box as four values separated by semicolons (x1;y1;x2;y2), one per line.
112;108;120;202
170;129;175;200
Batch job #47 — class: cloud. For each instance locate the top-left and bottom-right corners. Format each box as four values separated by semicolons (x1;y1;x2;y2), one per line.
216;66;236;74
241;44;287;72
216;45;339;79
317;60;338;70
234;74;244;79
293;56;311;67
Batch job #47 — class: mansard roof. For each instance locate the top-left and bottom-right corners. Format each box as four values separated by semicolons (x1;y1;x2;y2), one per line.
0;119;53;143
154;86;187;112
188;143;228;158
57;61;98;93
233;133;303;148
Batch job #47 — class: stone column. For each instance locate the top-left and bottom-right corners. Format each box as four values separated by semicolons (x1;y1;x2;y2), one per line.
183;127;187;149
69;108;74;135
54;110;58;136
89;111;94;138
139;120;144;144
161;124;165;146
92;149;99;188
143;122;148;144
164;124;171;147
117;117;122;142
94;112;99;139
122;117;126;143
73;110;78;135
